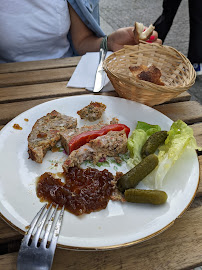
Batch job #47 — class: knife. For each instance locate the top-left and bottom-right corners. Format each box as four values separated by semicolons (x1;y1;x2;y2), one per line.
93;48;107;92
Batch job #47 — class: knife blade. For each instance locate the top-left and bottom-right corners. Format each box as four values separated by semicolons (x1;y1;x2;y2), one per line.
93;48;107;93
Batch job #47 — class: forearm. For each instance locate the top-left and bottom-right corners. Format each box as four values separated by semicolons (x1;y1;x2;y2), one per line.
68;4;104;55
68;3;161;55
74;35;103;55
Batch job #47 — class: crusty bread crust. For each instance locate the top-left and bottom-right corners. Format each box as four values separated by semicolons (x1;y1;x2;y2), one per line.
129;64;165;86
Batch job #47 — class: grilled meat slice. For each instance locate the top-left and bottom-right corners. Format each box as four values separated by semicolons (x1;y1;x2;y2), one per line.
63;130;127;171
28;110;77;163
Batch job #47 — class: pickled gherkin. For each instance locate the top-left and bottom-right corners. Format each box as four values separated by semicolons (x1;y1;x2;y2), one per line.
124;189;168;205
117;154;158;192
141;131;168;159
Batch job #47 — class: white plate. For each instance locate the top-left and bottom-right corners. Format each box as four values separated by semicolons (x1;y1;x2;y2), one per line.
0;95;199;250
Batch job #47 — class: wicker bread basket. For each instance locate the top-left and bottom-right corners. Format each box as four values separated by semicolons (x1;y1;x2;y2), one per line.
103;41;196;106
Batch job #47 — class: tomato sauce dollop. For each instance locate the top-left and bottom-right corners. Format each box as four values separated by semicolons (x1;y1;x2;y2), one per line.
36;167;114;216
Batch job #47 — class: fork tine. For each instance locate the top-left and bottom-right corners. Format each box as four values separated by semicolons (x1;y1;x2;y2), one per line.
40;204;59;248
22;204;47;246
17;204;64;270
49;205;65;249
31;203;53;247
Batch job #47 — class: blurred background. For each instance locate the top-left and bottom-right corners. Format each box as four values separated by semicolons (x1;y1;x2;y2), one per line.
99;0;202;104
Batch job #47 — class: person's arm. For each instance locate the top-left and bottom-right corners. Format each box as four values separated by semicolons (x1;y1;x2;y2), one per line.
68;4;161;55
68;4;103;55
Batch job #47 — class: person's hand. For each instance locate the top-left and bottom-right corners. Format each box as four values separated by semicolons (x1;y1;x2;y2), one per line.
107;27;162;52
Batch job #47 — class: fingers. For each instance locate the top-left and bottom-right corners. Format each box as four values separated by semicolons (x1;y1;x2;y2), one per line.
146;30;162;45
107;27;162;52
155;38;162;45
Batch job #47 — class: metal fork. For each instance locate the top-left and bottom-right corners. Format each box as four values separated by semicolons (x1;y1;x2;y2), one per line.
17;204;64;270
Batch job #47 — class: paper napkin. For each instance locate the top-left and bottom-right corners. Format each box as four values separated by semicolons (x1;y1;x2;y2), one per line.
67;52;114;92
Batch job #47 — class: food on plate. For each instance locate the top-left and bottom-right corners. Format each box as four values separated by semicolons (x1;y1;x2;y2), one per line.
60;123;106;154
117;154;159;192
77;101;106;122
143;120;202;189
124;189;167;205
60;119;119;154
36;167;122;216
127;121;161;167
61;123;130;154
129;64;165;86
127;120;201;190
30;107;200;213
141;130;168;158
63;130;128;170
28;110;77;163
133;22;155;44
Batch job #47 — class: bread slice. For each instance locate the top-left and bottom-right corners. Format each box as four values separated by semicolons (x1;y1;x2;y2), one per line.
133;22;155;44
129;64;165;86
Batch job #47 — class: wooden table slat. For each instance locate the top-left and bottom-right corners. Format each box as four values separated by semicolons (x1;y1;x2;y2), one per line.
164;91;191;103
0;82;88;103
0;67;76;88
191;123;202;148
0;57;81;74
154;100;202;124
0;84;191;104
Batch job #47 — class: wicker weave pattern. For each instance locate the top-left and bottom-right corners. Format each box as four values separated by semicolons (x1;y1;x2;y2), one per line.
103;42;196;106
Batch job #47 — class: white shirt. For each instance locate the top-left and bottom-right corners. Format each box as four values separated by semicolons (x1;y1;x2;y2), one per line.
0;0;72;63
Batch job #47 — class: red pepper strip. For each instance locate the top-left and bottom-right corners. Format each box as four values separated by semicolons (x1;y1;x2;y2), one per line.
68;124;130;154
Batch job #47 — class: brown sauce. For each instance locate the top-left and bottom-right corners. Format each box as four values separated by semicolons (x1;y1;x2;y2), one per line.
36;167;114;216
13;124;22;130
24;118;29;122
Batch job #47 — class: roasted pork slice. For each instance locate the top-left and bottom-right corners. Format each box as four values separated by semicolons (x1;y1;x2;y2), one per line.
28;110;77;163
77;101;106;122
63;130;127;171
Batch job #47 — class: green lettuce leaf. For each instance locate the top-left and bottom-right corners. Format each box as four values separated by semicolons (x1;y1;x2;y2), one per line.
143;120;201;188
127;121;161;167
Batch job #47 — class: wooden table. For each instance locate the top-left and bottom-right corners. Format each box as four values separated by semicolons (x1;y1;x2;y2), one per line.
1;57;202;270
